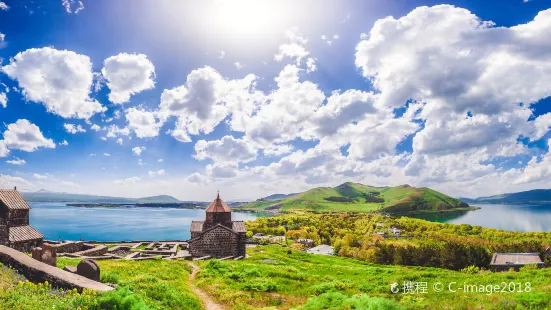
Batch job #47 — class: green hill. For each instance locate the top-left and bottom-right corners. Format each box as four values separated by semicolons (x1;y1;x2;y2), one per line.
238;182;470;213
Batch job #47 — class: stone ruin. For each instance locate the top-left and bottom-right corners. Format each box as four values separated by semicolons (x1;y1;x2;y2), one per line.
63;259;101;282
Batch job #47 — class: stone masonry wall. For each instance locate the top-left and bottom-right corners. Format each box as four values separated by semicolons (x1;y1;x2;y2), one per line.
190;226;246;258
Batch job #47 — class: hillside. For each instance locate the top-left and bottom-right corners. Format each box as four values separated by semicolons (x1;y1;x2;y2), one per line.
22;191;181;204
238;182;470;213
463;189;551;204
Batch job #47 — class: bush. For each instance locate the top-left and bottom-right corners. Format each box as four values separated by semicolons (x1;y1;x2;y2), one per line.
460;265;480;274
298;292;402;310
242;278;278;292
519;264;539;271
91;287;149;310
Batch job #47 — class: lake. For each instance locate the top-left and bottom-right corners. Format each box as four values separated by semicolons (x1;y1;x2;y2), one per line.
29;202;261;241
414;203;551;232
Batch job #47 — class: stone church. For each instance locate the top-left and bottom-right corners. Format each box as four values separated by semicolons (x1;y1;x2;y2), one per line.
0;189;44;252
189;193;247;258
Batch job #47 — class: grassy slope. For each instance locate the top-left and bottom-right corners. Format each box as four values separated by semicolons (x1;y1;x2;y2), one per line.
196;245;551;310
56;258;203;310
239;182;469;213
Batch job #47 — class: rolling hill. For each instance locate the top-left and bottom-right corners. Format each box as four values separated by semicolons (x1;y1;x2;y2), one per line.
238;182;471;213
461;189;551;204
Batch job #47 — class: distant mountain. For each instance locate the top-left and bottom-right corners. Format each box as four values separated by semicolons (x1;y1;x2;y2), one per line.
238;182;470;214
465;189;551;204
22;191;181;204
136;195;181;204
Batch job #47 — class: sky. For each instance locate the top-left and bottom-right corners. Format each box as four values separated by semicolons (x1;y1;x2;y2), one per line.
0;0;550;201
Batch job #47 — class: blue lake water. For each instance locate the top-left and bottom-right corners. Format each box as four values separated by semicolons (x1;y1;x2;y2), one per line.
29;202;261;241
414;203;551;232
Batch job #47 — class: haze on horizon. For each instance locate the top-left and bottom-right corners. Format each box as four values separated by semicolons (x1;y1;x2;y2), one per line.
0;0;551;201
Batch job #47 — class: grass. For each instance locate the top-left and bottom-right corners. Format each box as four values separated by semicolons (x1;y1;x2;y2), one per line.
195;245;551;310
238;182;469;214
57;257;203;310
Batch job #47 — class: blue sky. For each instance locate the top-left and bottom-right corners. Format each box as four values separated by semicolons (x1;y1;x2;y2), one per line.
0;0;550;200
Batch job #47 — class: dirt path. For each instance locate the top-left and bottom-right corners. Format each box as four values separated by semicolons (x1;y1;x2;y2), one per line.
188;262;225;310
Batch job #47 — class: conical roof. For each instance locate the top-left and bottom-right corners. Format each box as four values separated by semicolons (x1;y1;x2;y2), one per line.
206;193;231;213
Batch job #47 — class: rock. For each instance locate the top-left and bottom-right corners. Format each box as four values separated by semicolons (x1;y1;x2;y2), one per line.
40;244;57;267
31;247;42;261
63;266;77;273
77;259;100;282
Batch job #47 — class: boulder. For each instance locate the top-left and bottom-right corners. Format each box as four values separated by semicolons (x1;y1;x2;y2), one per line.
40;244;57;267
31;247;42;261
77;259;100;282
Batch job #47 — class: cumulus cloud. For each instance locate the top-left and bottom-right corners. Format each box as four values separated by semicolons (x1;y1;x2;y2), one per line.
132;146;146;156
59;140;69;146
274;29;309;65
263;144;294;157
101;53;156;104
159;66;261;141
6;157;26;165
0;92;6;108
0;2;9;10
0;141;8;157
33;173;49;180
90;124;101;131
114;176;141;185
2;119;55;152
194;136;257;164
64;123;86;134
2;47;105;118
125;107;164;138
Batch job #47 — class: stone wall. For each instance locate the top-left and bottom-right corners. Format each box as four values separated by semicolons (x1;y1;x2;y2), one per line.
8;209;29;226
50;241;86;253
0;245;113;292
74;245;108;257
190;226;246;258
11;239;42;253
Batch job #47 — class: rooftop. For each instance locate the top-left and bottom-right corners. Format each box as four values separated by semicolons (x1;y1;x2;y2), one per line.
9;225;44;242
0;190;31;210
306;244;334;256
491;253;543;265
206;193;231;213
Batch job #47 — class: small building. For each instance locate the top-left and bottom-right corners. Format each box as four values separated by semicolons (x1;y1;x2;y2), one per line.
376;232;386;237
390;227;402;236
0;189;44;252
307;244;335;256
189;193;247;258
490;253;544;271
296;238;314;248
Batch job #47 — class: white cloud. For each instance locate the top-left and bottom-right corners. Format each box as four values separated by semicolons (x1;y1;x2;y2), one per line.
275;29;309;65
2;47;105;118
321;34;340;45
0;92;7;108
186;172;208;184
132;146;146;156
90;124;101;131
157;158;163;162
62;0;84;14
0;2;9;10
33;173;49;180
263;144;294;156
530;113;551;141
114;176;141;185
159;66;261;141
2;119;56;152
104;153;110;157
6;158;26;165
0;174;33;190
206;163;238;178
148;169;165;177
64;123;86;134
138;158;145;166
101;53;156;104
194;136;257;164
116;138;123;145
0;141;8;158
125;107;164;138
106;125;130;138
219;51;225;59
306;57;317;73
234;62;243;70
59;140;69;146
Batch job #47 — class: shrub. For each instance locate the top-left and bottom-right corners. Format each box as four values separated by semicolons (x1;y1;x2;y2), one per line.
91;287;149;310
298;292;403;310
460;265;480;274
519;264;539;272
242;278;278;292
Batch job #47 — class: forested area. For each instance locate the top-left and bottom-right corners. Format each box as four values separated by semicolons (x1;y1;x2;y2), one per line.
246;212;551;270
